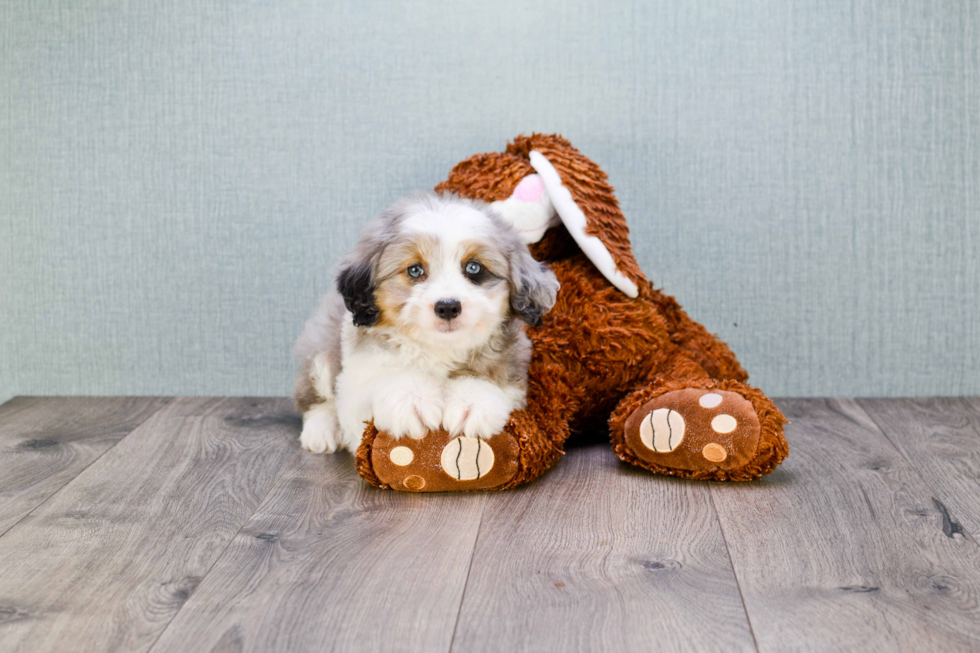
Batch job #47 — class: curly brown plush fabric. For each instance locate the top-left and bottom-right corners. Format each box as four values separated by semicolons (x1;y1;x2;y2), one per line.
356;134;788;490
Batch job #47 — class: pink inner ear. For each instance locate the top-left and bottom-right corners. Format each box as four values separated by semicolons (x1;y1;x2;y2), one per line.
513;175;544;203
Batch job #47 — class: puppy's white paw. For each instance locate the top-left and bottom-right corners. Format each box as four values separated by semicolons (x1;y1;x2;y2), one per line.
443;377;514;440
300;403;340;453
372;374;444;439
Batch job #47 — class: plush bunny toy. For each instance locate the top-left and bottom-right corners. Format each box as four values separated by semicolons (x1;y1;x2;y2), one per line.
356;134;788;492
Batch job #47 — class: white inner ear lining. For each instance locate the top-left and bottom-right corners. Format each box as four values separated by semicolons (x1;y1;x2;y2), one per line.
528;151;639;298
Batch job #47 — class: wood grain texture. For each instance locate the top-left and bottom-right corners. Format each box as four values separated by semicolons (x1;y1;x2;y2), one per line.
0;397;299;653
0;396;172;535
149;450;488;653
857;397;980;537
451;444;756;653
711;399;980;652
5;397;980;652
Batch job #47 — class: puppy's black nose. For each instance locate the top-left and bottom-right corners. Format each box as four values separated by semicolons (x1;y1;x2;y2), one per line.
434;299;462;321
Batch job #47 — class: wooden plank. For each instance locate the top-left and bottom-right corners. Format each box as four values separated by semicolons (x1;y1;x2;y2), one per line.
149;451;488;653
451;444;757;653
711;398;980;652
0;397;300;653
858;398;980;536
0;396;172;535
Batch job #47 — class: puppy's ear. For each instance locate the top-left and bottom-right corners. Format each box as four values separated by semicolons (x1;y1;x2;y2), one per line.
337;260;380;327
509;247;559;326
337;196;412;327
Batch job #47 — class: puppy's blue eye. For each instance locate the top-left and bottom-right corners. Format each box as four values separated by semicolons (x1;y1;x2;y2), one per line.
407;264;424;279
465;261;482;275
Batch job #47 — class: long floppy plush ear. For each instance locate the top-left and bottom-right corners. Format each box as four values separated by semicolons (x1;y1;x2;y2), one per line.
507;134;646;298
336;260;379;327
529;151;639;298
509;246;560;326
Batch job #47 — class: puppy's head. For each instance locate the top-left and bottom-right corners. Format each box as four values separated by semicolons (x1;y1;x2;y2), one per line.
337;193;558;350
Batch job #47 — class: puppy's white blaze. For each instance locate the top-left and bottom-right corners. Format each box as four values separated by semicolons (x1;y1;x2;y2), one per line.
528;151;639;298
489;174;561;245
398;208;509;349
409;265;501;348
401;204;494;245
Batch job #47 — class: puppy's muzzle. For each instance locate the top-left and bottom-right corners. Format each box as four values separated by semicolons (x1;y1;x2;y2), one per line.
434;298;462;321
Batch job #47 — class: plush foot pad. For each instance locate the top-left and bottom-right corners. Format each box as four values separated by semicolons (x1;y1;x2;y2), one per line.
624;388;761;472
370;428;519;492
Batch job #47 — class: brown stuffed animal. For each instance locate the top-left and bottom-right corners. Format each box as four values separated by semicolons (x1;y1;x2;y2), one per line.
356;134;788;491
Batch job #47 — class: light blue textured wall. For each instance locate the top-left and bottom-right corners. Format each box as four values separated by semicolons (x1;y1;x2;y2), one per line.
2;0;978;402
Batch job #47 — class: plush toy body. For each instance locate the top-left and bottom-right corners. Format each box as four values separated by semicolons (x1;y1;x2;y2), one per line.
356;134;788;491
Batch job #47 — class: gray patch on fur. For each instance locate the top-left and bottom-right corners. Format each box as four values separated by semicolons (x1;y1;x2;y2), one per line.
293;290;345;412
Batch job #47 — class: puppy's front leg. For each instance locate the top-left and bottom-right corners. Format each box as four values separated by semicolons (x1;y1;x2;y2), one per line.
299;401;342;453
371;372;445;439
442;377;520;440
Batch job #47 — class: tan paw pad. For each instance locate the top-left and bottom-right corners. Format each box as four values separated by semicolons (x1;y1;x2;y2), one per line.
702;443;728;463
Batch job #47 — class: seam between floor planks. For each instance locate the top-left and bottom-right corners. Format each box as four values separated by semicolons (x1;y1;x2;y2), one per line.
142;448;303;653
447;495;489;653
0;397;174;539
0;400;171;539
708;489;761;653
146;451;490;653
711;397;980;652
5;397;980;652
850;399;978;547
856;398;980;540
0;397;302;653
447;444;757;653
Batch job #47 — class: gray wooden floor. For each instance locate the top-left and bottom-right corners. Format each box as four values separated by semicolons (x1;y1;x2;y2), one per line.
0;397;978;652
